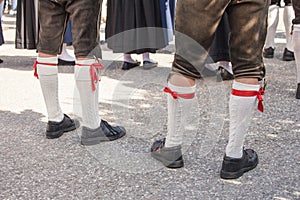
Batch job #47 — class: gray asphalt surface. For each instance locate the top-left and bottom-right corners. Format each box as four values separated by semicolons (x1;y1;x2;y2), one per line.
0;12;299;200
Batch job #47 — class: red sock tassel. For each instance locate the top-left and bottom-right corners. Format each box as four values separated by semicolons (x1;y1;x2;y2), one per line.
163;87;195;99
77;62;104;91
33;60;39;79
33;60;57;79
231;88;265;112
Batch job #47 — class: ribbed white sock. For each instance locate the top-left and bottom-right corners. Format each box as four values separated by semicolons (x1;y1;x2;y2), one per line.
226;81;260;158
283;6;295;51
265;5;279;49
37;57;64;122
165;82;196;148
75;59;101;129
293;25;300;83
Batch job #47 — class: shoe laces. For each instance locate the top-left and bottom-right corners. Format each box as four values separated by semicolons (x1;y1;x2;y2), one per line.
102;120;119;136
151;138;166;152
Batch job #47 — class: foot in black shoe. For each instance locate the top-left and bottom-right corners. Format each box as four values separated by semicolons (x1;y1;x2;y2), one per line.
282;48;295;61
121;61;140;70
150;138;184;168
46;114;79;139
220;149;258;179
143;60;158;70
81;120;126;145
296;83;300;99
263;47;274;58
58;58;76;66
216;66;234;82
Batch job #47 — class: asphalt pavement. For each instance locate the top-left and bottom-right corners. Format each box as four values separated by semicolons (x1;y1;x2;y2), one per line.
0;11;299;200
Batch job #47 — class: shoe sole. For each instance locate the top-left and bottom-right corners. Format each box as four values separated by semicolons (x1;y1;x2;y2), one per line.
151;152;184;169
220;161;258;179
46;119;79;139
282;57;295;61
263;55;274;59
81;131;126;146
143;63;157;70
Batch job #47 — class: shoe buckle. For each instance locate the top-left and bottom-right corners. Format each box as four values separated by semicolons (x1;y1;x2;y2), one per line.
261;78;267;91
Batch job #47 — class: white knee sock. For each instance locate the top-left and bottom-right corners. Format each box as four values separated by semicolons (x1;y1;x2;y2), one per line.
165;82;196;148
226;81;260;158
283;6;295;51
265;5;279;49
293;25;300;83
75;59;101;129
37;57;64;122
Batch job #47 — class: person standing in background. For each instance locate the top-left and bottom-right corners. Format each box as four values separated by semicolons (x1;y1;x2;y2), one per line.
15;0;75;65
263;0;295;61
105;0;168;70
0;0;5;64
292;0;300;98
58;19;76;66
15;0;38;49
35;0;126;145
208;13;234;81
151;0;268;180
159;0;176;43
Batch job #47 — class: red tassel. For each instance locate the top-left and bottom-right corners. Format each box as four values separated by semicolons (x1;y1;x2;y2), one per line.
33;60;57;79
77;62;104;91
33;60;39;79
163;87;195;99
232;88;265;112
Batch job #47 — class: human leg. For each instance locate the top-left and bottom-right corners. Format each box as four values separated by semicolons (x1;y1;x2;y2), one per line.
142;52;158;70
220;0;268;179
263;4;279;58
282;2;295;61
151;0;228;168
67;0;125;145
36;0;77;138
292;0;300;98
122;53;140;70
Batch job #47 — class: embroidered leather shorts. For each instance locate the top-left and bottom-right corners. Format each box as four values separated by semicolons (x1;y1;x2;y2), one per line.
172;0;268;80
38;0;102;58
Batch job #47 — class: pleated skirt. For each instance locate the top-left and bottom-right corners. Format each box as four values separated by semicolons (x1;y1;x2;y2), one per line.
15;0;39;49
105;0;168;54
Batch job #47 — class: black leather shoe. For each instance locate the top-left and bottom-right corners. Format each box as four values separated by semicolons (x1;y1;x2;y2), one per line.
81;120;126;145
58;58;75;66
0;59;3;64
296;83;300;99
216;66;234;82
263;47;274;58
143;60;158;70
46;114;79;139
220;149;258;179
151;138;184;168
282;48;295;61
121;61;140;70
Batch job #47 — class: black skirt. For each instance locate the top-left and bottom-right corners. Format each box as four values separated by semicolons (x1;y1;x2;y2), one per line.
105;0;167;54
15;0;39;49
